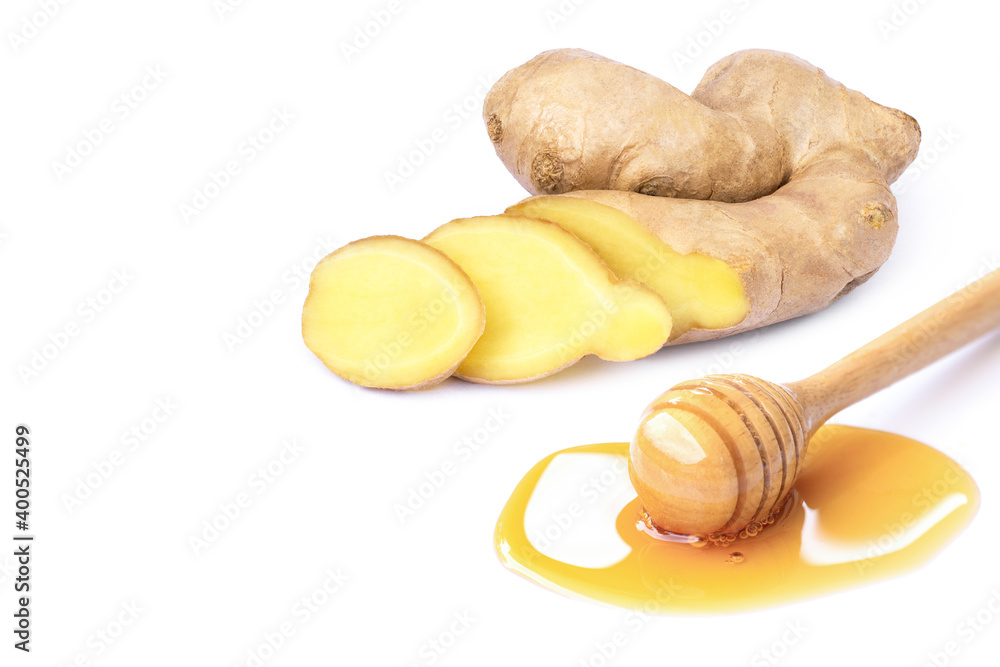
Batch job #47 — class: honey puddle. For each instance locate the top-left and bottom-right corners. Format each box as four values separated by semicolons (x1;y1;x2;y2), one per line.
495;425;979;613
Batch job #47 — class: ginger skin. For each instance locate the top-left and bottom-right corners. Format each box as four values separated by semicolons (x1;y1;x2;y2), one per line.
485;49;919;203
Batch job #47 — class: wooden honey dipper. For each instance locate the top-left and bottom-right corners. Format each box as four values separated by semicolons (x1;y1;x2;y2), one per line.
630;267;1000;542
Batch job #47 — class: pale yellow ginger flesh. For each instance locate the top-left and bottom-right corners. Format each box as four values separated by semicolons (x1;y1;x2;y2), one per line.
507;197;748;336
423;215;672;384
302;235;484;390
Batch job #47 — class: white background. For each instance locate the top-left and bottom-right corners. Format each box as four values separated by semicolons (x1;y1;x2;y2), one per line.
2;0;999;665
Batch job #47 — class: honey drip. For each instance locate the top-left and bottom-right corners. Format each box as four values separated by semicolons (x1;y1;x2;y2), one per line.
495;426;979;613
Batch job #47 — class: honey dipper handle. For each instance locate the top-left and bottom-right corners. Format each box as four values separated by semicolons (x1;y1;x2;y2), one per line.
787;267;1000;432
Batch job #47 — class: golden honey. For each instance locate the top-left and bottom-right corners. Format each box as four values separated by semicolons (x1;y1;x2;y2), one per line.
495;425;978;612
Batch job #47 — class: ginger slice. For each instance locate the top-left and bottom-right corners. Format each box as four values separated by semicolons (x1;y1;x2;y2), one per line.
423;215;672;384
302;235;484;390
511;162;899;347
507;197;748;337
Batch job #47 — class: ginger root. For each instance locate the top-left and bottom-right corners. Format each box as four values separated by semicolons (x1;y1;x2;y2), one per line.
423;215;672;383
302;236;484;389
485;49;919;202
495;49;920;342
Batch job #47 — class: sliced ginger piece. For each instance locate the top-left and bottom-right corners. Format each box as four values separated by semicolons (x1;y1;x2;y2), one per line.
423;215;672;384
507;197;749;337
302;235;485;390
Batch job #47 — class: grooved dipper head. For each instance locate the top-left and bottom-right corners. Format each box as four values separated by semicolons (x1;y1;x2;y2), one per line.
629;374;808;540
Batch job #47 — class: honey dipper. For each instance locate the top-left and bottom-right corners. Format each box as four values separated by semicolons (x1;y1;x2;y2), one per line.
630;268;1000;541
